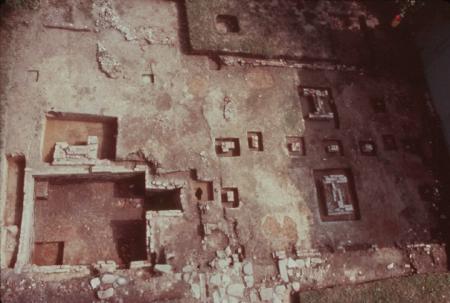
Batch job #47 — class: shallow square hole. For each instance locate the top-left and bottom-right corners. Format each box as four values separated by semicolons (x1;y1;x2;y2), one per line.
33;242;64;265
324;139;343;156
359;140;377;156
286;136;305;156
371;97;386;113
221;188;239;208
145;188;182;211
35;180;49;200
402;138;421;155
27;70;39;82
247;131;263;151
215;14;240;34
382;135;397;151
5;154;25;227
215;138;240;157
192;180;214;202
142;73;155;85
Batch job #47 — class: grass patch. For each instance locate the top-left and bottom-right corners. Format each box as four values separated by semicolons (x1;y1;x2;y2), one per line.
300;273;450;303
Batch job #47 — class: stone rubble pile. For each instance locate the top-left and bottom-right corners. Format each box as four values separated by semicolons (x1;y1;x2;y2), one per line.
53;136;99;165
96;42;123;79
93;0;174;44
220;55;361;73
274;248;325;283
90;272;128;300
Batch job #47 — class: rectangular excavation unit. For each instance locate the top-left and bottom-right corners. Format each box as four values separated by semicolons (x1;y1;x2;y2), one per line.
247;131;263;151
215;138;241;157
359;140;377;156
191;180;214;202
221;187;239;208
313;168;360;221
286;136;306;156
42;113;118;163
382;135;398;151
33;174;148;266
299;87;335;121
324;139;344;156
4;155;25;226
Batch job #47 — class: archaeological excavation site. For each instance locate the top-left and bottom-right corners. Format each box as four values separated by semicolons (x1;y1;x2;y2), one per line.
1;0;450;302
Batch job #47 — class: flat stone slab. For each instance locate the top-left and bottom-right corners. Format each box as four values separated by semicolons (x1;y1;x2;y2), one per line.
97;287;114;299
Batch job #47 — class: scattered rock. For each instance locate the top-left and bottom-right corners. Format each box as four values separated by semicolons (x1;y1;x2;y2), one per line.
89;277;101;289
278;259;289;282
155;264;172;274
96;42;122;79
217;259;229;270
101;273;117;284
311;257;323;265
191;283;201;299
223;96;235;121
182;265;194;273
259;287;274;301
97;287;114;299
93;260;117;273
244;275;255;288
296;259;306;268
222;274;231;286
212;290;221;303
227;283;245;298
274;284;286;295
243;261;253;275
182;273;191;282
209;273;221;286
115;276;128;286
228;296;240;303
287;258;297;269
249;289;259;302
387;263;395;270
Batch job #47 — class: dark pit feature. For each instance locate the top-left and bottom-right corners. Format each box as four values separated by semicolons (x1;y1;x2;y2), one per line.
221;188;239;208
192;180;214;202
33;242;64;266
402;138;421;155
247;131;263;151
142;73;155;84
27;70;39;82
324;139;343;156
371;97;387;113
286;136;305;156
145;189;182;211
382;135;397;151
111;220;147;265
359;140;377;156
215;15;240;34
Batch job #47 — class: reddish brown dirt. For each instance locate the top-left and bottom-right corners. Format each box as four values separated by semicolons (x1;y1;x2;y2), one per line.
33;176;147;266
42;118;117;162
